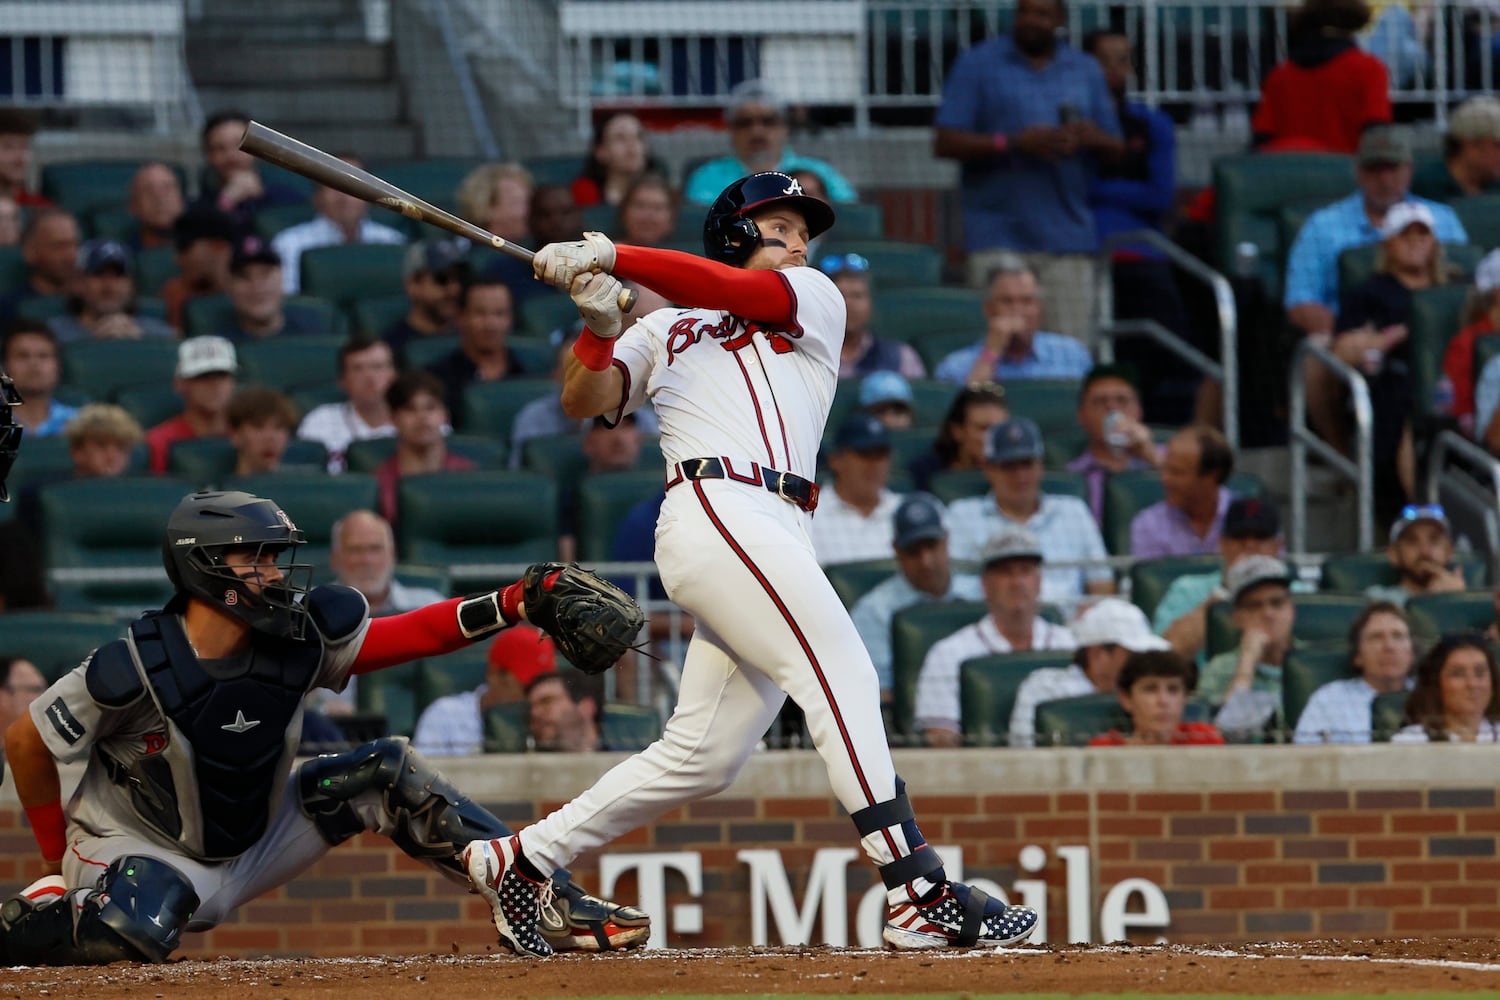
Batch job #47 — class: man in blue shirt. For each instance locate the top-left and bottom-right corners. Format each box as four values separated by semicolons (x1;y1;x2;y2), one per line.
684;80;858;206
934;0;1122;344
934;254;1093;384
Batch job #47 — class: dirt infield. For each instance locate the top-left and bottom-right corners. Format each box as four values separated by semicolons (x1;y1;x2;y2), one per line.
2;937;1499;997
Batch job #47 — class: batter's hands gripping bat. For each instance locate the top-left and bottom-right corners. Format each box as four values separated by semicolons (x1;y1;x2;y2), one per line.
238;120;636;312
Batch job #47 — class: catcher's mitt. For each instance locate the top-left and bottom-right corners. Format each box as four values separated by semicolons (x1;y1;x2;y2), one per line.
523;562;645;675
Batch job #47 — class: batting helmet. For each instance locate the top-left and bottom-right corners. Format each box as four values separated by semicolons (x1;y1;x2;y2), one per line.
702;171;836;266
163;490;313;640
0;368;21;503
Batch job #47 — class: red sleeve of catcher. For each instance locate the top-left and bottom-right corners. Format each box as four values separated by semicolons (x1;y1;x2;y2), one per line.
612;245;794;325
350;598;472;674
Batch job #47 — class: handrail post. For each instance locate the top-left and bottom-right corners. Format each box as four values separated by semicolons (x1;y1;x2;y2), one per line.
1425;429;1500;582
1288;339;1375;555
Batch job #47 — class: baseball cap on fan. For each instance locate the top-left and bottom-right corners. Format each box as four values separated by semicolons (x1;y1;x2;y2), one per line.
984;417;1044;464
1476;249;1500;295
487;624;558;689
1357;126;1413;168
176;335;238;379
403;238;468;279
79;239;131;275
892;492;948;549
231;235;281;273
1225;554;1296;606
980;528;1043;567
1448;96;1500;143
1071;598;1172;652
1378;201;1435;240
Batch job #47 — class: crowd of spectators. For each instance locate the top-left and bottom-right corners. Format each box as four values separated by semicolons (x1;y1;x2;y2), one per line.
4;0;1500;752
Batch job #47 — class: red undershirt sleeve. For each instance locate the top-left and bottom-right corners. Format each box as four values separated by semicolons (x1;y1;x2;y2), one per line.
613;245;795;325
350;598;471;674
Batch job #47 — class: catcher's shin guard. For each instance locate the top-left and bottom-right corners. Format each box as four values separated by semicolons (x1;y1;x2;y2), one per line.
850;776;947;893
0;857;199;966
299;736;511;885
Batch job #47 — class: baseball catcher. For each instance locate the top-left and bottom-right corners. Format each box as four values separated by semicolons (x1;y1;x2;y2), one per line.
0;490;649;965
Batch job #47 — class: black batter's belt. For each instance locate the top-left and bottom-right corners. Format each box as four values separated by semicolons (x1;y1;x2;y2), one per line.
666;457;819;513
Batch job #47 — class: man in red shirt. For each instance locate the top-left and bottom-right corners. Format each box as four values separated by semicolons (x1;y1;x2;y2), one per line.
145;335;239;473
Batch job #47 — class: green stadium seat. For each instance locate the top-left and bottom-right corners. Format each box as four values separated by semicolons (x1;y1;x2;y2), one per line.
87;206;137;243
1407;285;1472;412
166;436;237;487
252;162;317;201
834;202;885;240
396;471;559;587
0;246;25;290
40;160;187;217
371;158;481;213
911;329;975;374
824;559;899;610
115;385;184;429
1034;691;1214;746
1212;153;1354;295
1130;554;1223;621
16;295;67;322
135;246;179;297
602;703;663;751
511;338;558;374
960;651;1075;747
889;600;987;740
458;378;558;439
182;295;340;340
358;661;420;737
814;241;943;289
252;203;317;242
521;155;580;186
1338;243;1486;295
350;294;409;338
1282;646;1352;732
1452;194;1500;252
226;471;379;570
393;564;453;598
0;611;131;682
39;476;194;571
63;338;179;398
999;379;1083;434
237;334;347;390
1320;550;1488;593
402;333;459;370
1405;590;1496;639
299;244;407;307
1206;593;1366;659
345;434;506;474
520;294;582;338
418;643;490;708
576;469;664;561
581;203;618;236
50;576;177;619
928;469;987;504
4;435;75;497
483;701;529;753
289;384;348;415
871;287;984;345
1042;426;1089;469
1371;689;1410;742
1101;469;1265;556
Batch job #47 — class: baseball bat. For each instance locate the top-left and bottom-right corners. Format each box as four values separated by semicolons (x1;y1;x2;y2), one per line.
238;120;636;312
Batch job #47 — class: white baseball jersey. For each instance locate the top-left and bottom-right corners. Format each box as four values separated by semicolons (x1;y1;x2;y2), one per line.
607;265;845;478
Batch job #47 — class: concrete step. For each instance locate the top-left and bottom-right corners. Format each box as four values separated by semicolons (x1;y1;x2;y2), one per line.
195;84;402;126
192;0;356;24
285;122;420;161
188;41;390;86
187;18;370;44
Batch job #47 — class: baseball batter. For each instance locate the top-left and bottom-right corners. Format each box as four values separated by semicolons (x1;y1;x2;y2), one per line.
0;490;648;964
464;172;1038;954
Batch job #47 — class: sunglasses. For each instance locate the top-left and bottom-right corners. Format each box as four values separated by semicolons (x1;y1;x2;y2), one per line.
730;114;783;129
1398;503;1445;522
818;253;870;277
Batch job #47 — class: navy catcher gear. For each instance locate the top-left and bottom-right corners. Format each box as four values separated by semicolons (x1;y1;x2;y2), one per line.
702;170;836;266
0;368;22;503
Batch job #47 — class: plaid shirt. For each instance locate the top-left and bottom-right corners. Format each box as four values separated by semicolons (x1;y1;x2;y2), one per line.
809;487;904;567
934;331;1094;385
947;492;1113;608
1294;676;1413;744
1008;663;1094;748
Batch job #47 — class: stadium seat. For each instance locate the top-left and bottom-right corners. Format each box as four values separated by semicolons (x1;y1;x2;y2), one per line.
1282;646;1352;732
458;378;559;439
576;469;665;561
0;246;24;290
1407;285;1473;413
1000;380;1084;435
522;154;580;187
358;661;421;737
871;287;985;345
87;206;136;243
418;642;490;708
483;701;529;753
39;476;194;572
1205;593;1367;659
813;241;943;289
396;471;559;587
63;338;178;399
1371;689;1410;742
834;202;885;240
1452;194;1500;252
1129;554;1223;621
252;162;317;201
135;245;179;297
823;559;899;610
1320;550;1489;593
50;576;177;620
394;564;452;598
289;384;347;416
889;600;988;740
167;437;238;487
1034;691;1213;746
960;651;1075;747
350;294;409;338
1212;153;1354;294
510;338;558;374
371;157;481;213
3;434;75;498
182;295;340;341
40;160;187;217
602;703;663;752
345;434;505;474
115;385;184;429
252;203;317;242
403;333;460;370
1100;469;1266;556
226;471;378;570
1405;590;1496;639
299;244;407;308
0;611;131;682
16;295;67;323
237;334;347;391
1338;243;1485;295
1042;426;1089;469
911;330;976;374
927;469;987;505
520;293;582;339
581;203;618;236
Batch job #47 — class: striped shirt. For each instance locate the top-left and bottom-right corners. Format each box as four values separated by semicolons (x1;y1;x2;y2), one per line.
1294;676;1414;744
809;487;904;566
916;615;1076;735
1009;662;1094;748
946;492;1112;608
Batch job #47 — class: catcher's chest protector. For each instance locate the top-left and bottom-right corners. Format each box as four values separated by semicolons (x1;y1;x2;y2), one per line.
123;612;321;859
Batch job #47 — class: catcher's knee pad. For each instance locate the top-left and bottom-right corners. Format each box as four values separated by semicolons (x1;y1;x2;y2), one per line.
299;736;511;882
0;856;198;966
850;776;948;891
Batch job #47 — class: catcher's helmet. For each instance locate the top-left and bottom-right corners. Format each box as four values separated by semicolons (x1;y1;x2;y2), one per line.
702;170;836;266
0;368;22;503
163;490;313;640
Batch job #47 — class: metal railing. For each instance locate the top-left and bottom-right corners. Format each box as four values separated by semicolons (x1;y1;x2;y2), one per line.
1287;339;1375;554
1094;228;1239;450
1424;429;1500;583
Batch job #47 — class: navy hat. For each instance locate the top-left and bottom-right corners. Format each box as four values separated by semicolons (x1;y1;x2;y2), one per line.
893;492;948;549
230;234;281;273
173;205;236;250
1223;496;1281;539
984;416;1044;464
78;239;131;275
404;238;469;279
834;412;892;453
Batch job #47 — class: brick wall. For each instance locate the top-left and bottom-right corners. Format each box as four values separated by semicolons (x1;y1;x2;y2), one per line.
2;748;1496;956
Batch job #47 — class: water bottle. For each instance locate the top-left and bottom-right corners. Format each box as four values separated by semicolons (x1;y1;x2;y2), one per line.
1104;411;1131;451
1432;375;1455;417
1234;242;1261;280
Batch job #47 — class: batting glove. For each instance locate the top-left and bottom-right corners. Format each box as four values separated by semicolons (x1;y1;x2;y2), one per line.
534;231;616;289
571;272;625;338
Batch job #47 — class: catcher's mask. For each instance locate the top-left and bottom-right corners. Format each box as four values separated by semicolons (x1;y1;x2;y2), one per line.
702;170;836;267
162;490;313;640
0;368;22;503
